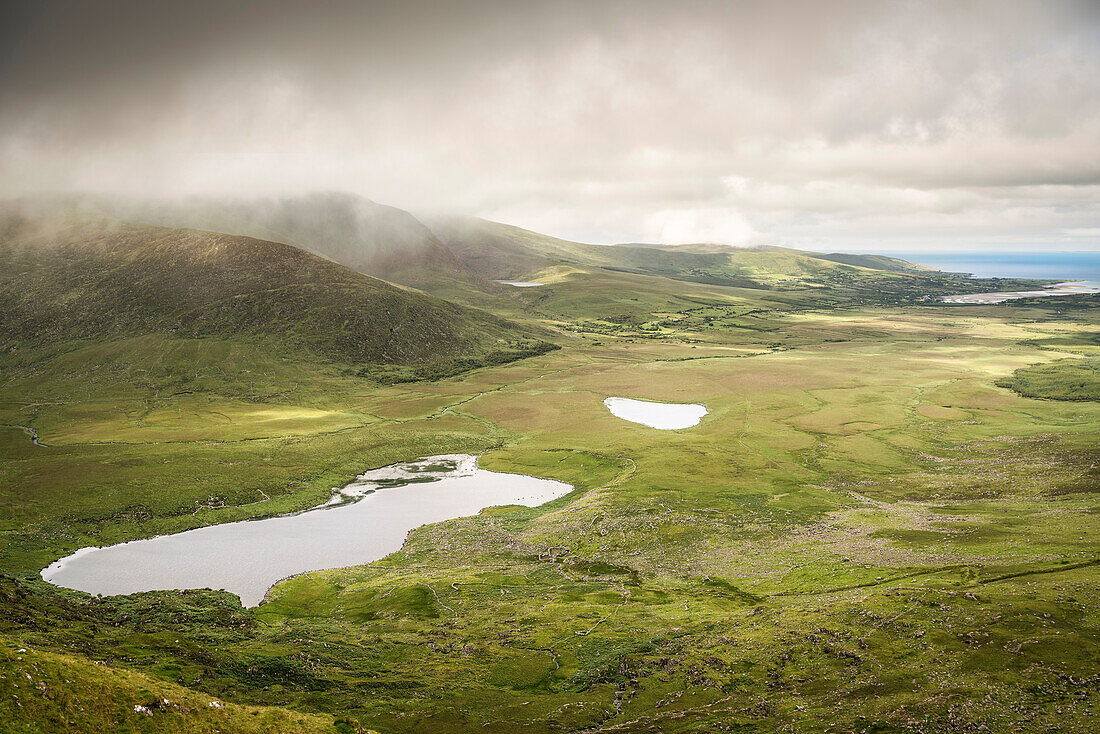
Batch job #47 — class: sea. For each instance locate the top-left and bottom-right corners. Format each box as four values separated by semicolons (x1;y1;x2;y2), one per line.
867;251;1100;282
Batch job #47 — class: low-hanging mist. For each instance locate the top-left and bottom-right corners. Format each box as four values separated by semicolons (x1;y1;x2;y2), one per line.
1;0;1098;251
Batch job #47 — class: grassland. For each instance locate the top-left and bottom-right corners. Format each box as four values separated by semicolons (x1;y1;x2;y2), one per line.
1;215;1097;732
998;359;1100;402
3;296;1097;731
0;639;348;733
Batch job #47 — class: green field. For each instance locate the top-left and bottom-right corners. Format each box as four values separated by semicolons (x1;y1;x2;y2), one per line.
1;211;1097;733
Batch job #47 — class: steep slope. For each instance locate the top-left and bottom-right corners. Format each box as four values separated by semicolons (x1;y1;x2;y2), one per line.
428;216;581;279
98;192;490;292
0;638;342;734
0;209;553;382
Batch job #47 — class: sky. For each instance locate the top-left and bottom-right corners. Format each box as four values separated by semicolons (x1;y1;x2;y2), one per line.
1;0;1098;251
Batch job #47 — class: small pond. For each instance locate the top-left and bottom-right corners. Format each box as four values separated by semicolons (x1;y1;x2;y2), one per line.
493;279;545;287
41;455;572;607
604;397;708;429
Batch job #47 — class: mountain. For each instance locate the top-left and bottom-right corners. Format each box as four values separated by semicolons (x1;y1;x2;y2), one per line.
801;251;934;273
0;207;554;383
429;216;964;298
428;216;585;280
82;192;489;292
7;194;1020;339
44;194;950;305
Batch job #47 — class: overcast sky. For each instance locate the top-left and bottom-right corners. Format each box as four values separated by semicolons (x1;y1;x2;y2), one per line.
1;0;1098;251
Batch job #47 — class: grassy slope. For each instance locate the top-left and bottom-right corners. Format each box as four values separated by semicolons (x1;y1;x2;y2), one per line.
803;250;935;273
0;637;346;733
0;212;554;383
1;214;1098;732
429;217;1043;307
111;192;493;293
27;192;493;293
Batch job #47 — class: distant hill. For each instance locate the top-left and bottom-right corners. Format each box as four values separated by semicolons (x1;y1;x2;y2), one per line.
0;208;553;382
39;194;944;299
800;251;933;274
621;243;933;274
8;194;1005;321
430;217;939;291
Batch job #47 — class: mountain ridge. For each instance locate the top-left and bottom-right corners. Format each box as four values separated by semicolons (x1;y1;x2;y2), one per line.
0;208;555;383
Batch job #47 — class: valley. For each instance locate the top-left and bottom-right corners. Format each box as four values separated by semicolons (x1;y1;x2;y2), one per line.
0;201;1097;733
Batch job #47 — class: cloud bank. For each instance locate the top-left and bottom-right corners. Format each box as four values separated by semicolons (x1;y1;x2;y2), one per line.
1;0;1098;250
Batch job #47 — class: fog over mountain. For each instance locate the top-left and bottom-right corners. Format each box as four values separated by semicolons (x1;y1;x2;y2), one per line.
1;0;1098;251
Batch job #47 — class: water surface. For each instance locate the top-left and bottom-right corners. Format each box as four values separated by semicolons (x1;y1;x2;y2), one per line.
493;279;545;287
860;251;1100;280
942;281;1100;304
41;455;572;607
604;397;708;429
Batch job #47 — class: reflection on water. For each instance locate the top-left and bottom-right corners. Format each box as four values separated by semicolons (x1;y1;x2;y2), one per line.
42;455;572;607
604;397;708;429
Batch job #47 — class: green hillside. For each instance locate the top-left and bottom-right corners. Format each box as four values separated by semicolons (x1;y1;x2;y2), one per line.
39;196;1034;314
429;216;586;279
1;200;1096;734
4;293;1097;733
0;637;345;734
0;210;554;384
803;250;935;273
110;192;491;292
41;191;490;293
430;217;1038;304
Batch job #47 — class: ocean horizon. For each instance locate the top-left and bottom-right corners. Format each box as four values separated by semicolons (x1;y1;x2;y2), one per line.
854;251;1100;281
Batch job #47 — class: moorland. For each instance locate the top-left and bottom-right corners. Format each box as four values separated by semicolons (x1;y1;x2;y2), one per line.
1;195;1097;733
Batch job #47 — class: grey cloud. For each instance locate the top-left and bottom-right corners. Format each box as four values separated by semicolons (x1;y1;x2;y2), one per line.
1;0;1097;250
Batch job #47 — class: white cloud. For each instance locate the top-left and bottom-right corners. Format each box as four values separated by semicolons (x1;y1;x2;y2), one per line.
642;208;758;246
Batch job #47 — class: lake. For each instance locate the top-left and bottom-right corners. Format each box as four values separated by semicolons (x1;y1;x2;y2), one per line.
604;397;708;429
41;455;573;607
